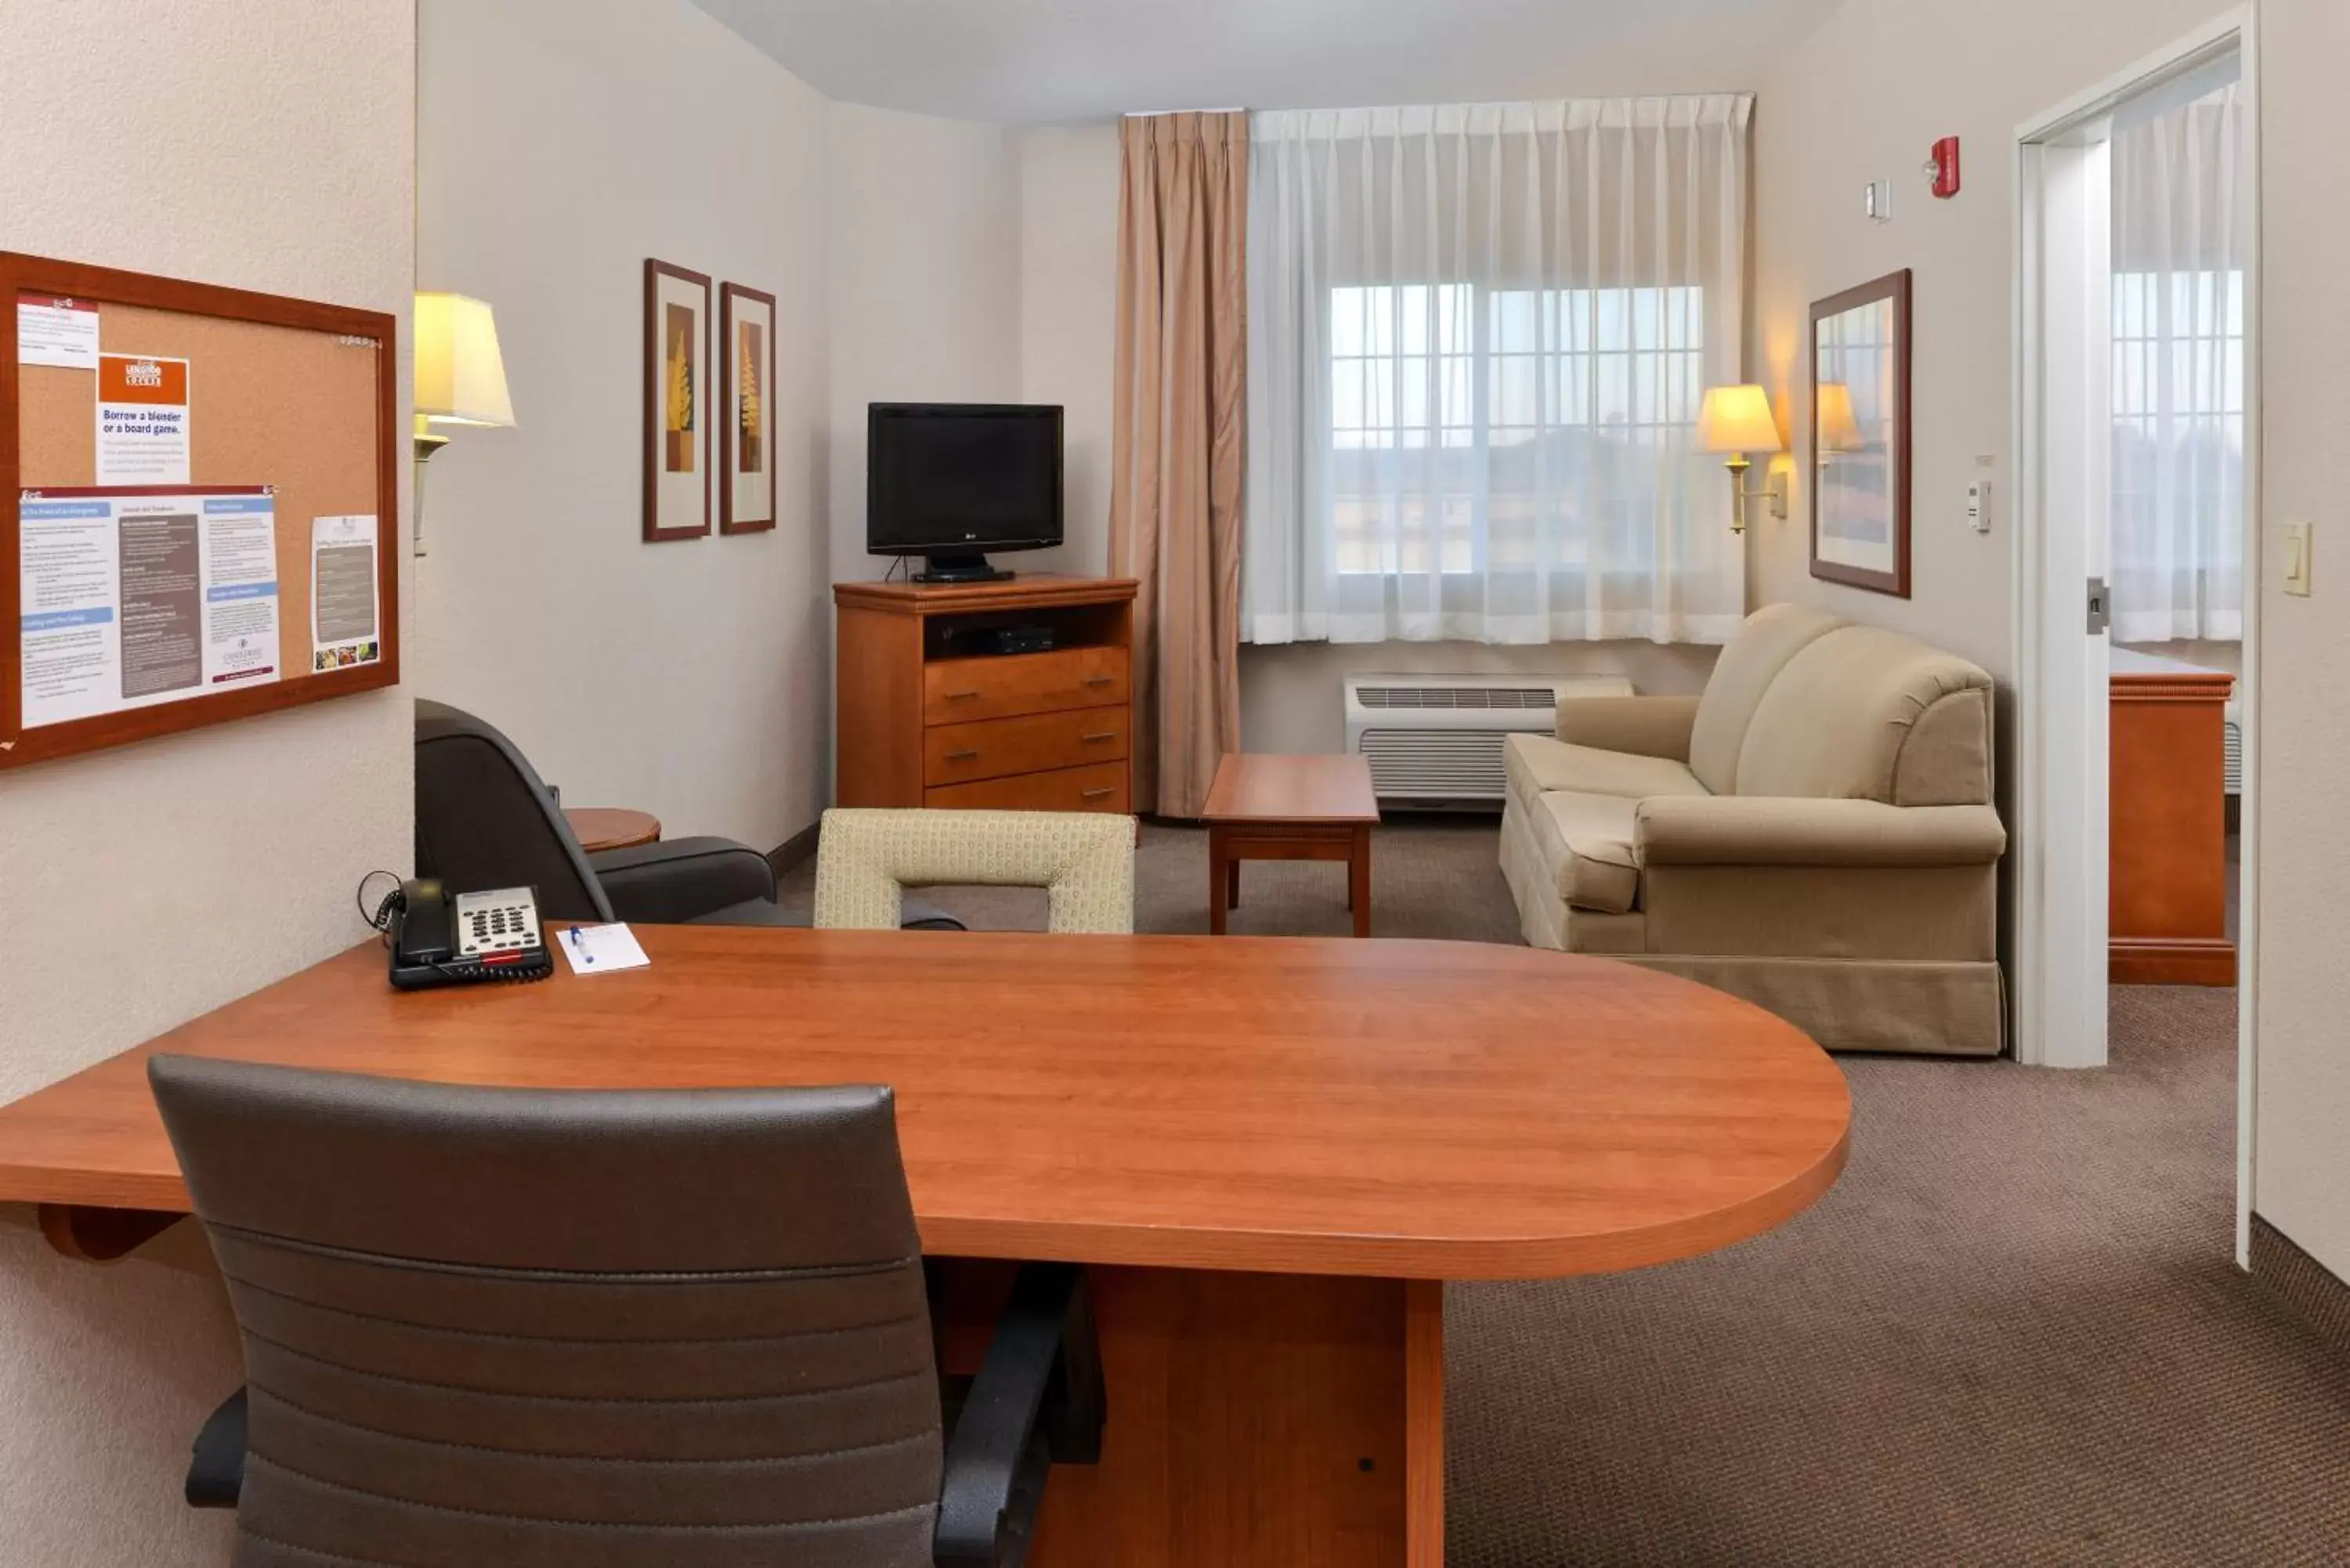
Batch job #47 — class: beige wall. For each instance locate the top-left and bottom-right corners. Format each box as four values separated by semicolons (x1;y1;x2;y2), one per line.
826;103;1026;583
0;2;415;1562
1018;125;1122;580
2251;0;2350;1281
415;0;833;851
1748;0;2231;679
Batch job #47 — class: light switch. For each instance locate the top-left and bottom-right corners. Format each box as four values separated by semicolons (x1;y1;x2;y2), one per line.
2284;520;2313;597
1968;456;1996;533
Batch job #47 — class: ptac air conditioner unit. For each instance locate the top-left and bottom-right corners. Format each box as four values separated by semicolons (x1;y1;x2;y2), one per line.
1343;673;1634;807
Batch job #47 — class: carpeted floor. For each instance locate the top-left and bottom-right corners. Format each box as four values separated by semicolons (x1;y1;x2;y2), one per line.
783;818;2350;1565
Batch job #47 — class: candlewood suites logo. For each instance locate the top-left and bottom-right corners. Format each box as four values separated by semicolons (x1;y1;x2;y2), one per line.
98;354;187;404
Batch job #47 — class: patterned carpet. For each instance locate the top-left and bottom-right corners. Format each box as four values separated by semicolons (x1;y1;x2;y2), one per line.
784;818;2350;1566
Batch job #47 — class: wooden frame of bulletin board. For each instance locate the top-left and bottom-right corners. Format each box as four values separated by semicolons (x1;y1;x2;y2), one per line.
2;251;400;770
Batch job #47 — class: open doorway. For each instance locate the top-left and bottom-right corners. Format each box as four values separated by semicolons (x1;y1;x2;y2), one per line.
2014;12;2258;1230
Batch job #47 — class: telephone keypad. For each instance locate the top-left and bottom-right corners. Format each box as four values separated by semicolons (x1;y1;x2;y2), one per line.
453;888;543;958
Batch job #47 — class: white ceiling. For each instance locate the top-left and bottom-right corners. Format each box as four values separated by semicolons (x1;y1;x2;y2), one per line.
687;0;1838;125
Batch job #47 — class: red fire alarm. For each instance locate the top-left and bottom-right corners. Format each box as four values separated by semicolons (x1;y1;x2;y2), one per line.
1926;136;1961;199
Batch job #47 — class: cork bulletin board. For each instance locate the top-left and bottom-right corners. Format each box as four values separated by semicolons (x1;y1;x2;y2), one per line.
2;251;399;770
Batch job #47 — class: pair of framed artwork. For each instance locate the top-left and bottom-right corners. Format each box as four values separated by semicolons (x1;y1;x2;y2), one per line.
1809;268;1912;598
643;258;775;541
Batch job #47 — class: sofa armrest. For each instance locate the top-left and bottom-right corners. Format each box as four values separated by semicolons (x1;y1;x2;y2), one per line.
1554;695;1700;761
1635;797;2008;867
591;836;777;923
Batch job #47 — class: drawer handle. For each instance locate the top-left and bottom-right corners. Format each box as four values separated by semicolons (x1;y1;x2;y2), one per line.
1080;787;1115;800
945;748;981;762
1082;674;1114;688
944;689;981;702
1080;732;1116;743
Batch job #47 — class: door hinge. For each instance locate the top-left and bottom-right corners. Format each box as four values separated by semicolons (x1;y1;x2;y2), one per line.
2086;576;2110;634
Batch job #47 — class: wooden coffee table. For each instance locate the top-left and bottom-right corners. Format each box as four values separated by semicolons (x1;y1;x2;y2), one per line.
1202;753;1382;938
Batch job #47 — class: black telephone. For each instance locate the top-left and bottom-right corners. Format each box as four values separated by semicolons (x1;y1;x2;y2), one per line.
381;879;554;990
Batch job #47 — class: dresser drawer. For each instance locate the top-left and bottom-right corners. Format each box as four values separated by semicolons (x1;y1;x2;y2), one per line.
925;761;1130;813
926;709;1130;787
924;647;1127;725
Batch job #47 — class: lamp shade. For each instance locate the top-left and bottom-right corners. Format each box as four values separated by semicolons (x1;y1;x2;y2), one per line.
414;292;515;428
1697;385;1781;454
1815;382;1863;453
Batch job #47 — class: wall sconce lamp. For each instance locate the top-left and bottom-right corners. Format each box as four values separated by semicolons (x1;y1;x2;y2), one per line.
1697;384;1788;534
412;291;515;558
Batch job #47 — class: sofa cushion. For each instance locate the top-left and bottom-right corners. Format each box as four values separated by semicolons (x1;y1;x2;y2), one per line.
1528;791;1643;915
1504;733;1709;811
1687;604;1847;793
1734;626;1995;803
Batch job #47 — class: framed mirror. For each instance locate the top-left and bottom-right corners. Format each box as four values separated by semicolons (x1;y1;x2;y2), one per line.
1810;269;1911;596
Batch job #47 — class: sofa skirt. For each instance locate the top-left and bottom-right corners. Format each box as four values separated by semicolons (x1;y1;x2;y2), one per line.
1498;797;2006;1057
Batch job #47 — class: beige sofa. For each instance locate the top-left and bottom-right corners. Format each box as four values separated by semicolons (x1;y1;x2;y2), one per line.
1499;604;2008;1056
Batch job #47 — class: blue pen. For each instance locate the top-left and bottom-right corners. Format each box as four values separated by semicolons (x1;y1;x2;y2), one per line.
568;927;593;966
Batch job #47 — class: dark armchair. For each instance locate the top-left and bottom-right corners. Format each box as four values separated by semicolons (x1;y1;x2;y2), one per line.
154;1057;1104;1568
415;699;961;930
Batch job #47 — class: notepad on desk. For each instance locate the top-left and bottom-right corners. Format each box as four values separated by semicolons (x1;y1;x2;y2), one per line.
558;923;650;975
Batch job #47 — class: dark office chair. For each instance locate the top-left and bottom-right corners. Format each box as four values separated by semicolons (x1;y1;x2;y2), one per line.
152;1055;1103;1568
415;699;963;929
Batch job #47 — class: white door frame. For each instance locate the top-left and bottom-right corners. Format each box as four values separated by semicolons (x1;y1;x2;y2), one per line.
2014;126;2115;1073
2011;9;2262;1252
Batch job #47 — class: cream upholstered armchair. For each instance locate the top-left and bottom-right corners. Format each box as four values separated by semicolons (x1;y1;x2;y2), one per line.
814;809;1137;934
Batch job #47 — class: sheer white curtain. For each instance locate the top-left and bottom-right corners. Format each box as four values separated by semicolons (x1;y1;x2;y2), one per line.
1242;96;1750;645
2110;78;2247;642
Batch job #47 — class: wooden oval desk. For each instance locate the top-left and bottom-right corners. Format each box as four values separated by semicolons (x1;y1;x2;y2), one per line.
0;927;1849;1568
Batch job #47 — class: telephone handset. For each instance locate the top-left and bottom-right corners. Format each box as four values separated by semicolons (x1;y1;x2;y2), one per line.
379;879;554;990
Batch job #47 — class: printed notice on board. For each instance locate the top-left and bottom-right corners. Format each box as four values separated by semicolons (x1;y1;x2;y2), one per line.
309;514;380;670
19;486;279;729
16;294;100;370
95;353;192;484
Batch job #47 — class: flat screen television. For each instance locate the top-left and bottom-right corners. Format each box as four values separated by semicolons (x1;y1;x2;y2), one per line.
867;403;1064;582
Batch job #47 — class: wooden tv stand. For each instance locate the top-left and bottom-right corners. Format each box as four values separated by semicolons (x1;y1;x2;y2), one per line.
834;575;1138;812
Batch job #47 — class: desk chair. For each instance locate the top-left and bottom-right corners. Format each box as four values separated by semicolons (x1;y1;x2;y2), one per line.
815;809;1137;934
151;1055;1103;1568
416;699;963;930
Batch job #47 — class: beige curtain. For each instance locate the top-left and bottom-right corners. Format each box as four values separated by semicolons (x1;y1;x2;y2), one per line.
1112;111;1246;818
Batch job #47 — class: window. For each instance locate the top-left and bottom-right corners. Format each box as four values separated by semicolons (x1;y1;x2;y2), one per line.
1325;284;1705;576
2111;268;2243;467
2109;267;2244;638
1242;97;1749;646
2102;75;2246;643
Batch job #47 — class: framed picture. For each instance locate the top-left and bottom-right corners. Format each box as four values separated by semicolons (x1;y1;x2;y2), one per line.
1810;269;1911;597
643;258;711;541
719;282;778;534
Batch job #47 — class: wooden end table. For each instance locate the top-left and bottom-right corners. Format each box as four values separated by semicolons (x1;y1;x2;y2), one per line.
565;807;662;854
1202;753;1381;938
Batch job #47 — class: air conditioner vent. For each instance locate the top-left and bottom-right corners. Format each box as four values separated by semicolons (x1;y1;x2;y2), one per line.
2224;717;2243;796
1342;671;1636;806
1358;730;1513;799
1355;685;1556;711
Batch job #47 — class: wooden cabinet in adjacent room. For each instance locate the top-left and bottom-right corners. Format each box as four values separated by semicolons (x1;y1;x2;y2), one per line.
834;576;1138;813
2110;647;2236;986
